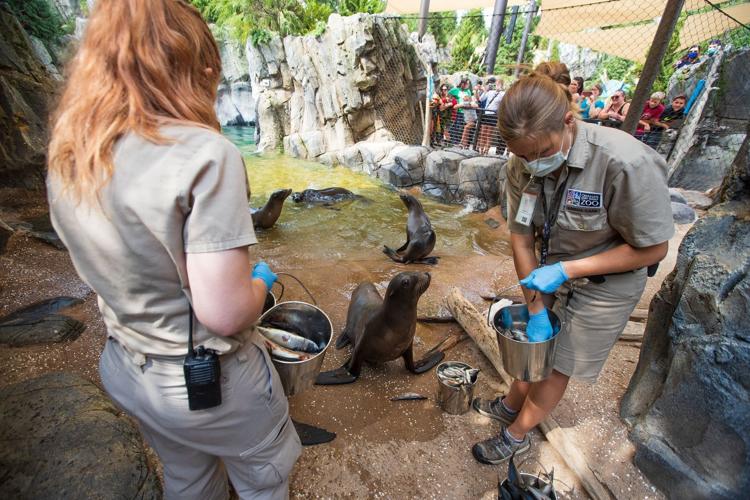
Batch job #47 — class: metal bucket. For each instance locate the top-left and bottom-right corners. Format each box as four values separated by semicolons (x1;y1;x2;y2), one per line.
258;301;333;396
491;304;563;383
262;291;276;313
436;361;477;415
499;473;557;500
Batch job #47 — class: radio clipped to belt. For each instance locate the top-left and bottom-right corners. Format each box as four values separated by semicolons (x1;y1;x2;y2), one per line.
183;305;222;411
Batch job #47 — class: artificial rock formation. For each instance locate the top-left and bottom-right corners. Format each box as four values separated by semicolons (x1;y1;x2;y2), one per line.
668;48;749;192
0;372;161;498
622;126;750;499
247;14;427;158
215;27;255;126
0;5;58;189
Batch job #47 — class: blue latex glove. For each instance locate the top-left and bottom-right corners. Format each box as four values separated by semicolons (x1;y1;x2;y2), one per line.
252;261;277;291
527;308;553;342
520;262;569;294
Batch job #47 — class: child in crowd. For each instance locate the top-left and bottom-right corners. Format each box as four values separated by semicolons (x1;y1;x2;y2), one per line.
460;93;478;148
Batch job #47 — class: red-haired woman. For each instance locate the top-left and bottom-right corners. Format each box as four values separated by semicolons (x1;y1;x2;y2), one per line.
47;1;300;498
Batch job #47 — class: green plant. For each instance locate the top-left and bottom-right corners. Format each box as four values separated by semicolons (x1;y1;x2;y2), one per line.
337;0;385;16
448;9;488;73
5;0;66;47
249;27;272;46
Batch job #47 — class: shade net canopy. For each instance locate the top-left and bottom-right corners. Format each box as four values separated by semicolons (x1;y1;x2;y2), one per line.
533;0;744;63
383;0;528;14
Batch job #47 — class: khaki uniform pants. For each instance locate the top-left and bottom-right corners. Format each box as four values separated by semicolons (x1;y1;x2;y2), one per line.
552;268;647;383
100;336;302;500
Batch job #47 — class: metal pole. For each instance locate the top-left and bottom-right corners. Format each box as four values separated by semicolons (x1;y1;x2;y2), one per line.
514;0;537;79
621;0;685;135
486;0;508;74
505;6;519;44
417;0;430;42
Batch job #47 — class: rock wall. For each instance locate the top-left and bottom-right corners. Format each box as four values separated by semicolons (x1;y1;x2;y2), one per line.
215;28;255;126
668;48;749;192
0;6;58;189
248;14;427;157
621;125;750;499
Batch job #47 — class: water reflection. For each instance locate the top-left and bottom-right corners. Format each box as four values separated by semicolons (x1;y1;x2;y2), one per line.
222;126;510;258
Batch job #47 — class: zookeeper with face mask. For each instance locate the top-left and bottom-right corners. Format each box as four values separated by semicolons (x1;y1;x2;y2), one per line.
471;71;675;464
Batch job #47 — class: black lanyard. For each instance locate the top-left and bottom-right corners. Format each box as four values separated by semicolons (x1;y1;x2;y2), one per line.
538;168;570;266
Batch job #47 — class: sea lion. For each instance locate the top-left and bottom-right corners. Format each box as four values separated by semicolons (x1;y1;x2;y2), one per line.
383;193;438;265
291;187;364;204
315;271;444;385
250;188;292;229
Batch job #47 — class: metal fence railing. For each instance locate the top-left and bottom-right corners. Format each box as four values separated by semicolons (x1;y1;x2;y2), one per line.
396;0;750;164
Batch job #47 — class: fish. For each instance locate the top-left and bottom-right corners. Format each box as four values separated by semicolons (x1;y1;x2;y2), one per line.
439;366;480;386
263;339;313;362
257;325;320;353
390;393;428;401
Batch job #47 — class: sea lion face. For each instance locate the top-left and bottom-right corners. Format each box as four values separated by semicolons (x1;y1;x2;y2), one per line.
291;191;305;202
271;188;292;201
387;271;431;303
399;193;416;207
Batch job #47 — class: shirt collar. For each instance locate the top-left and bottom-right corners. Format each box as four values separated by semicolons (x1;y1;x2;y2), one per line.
566;120;589;170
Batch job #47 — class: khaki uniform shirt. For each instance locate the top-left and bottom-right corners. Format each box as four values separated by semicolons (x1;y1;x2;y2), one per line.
48;125;257;363
506;120;674;263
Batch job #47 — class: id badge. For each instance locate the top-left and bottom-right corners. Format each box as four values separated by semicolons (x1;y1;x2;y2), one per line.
515;190;538;226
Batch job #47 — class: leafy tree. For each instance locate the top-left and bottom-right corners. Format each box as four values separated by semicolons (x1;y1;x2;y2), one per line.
403;11;458;48
652;13;686;93
492;10;540;76
337;0;385;16
447;9;487;73
5;0;65;48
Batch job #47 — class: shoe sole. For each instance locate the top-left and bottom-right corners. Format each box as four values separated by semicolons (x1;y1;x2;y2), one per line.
472;398;516;426
472;440;531;465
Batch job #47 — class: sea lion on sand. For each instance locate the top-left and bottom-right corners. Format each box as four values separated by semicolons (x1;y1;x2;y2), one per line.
251;188;292;229
383;193;438;265
315;271;444;385
291;187;365;204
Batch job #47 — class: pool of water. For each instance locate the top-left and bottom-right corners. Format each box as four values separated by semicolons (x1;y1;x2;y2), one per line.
223;126;510;260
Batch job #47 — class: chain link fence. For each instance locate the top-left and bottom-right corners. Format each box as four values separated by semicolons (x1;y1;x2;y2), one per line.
390;0;750;167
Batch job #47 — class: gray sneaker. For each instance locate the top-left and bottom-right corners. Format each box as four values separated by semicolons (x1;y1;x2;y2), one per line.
472;427;531;465
472;396;518;425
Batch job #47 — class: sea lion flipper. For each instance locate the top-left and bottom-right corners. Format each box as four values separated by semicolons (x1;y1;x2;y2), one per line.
403;345;444;374
315;365;357;385
412;256;439;265
334;329;352;349
383;245;405;263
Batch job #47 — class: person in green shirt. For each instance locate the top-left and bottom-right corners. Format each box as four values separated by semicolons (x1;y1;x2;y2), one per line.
447;77;473;144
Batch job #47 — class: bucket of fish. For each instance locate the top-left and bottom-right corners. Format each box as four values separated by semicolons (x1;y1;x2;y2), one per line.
491;303;562;383
257;301;333;396
262;291;276;313
436;361;480;415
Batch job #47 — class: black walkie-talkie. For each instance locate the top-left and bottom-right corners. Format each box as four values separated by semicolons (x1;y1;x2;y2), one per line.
183;306;222;411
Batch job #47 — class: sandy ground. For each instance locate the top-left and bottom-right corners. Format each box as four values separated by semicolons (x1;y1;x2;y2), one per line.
0;191;693;499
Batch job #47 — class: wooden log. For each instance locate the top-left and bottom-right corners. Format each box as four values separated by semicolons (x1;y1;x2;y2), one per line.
445;288;512;385
629;307;649;323
425;333;468;355
445;287;614;500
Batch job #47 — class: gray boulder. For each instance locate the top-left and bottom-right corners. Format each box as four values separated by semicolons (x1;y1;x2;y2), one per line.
0;372;161;498
622;127;750;499
457;156;507;209
0;297;85;346
668;188;688;205
670;201;697;224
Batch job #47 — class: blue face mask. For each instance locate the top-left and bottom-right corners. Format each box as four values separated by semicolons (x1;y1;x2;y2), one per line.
688;50;698;58
518;131;571;177
707;47;717;56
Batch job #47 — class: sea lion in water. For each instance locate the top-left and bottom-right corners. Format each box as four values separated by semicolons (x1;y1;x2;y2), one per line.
315;271;444;385
383;193;438;265
291;187;364;204
250;188;292;229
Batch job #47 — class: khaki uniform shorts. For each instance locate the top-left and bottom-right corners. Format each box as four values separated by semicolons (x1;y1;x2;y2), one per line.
100;335;301;500
551;268;647;383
